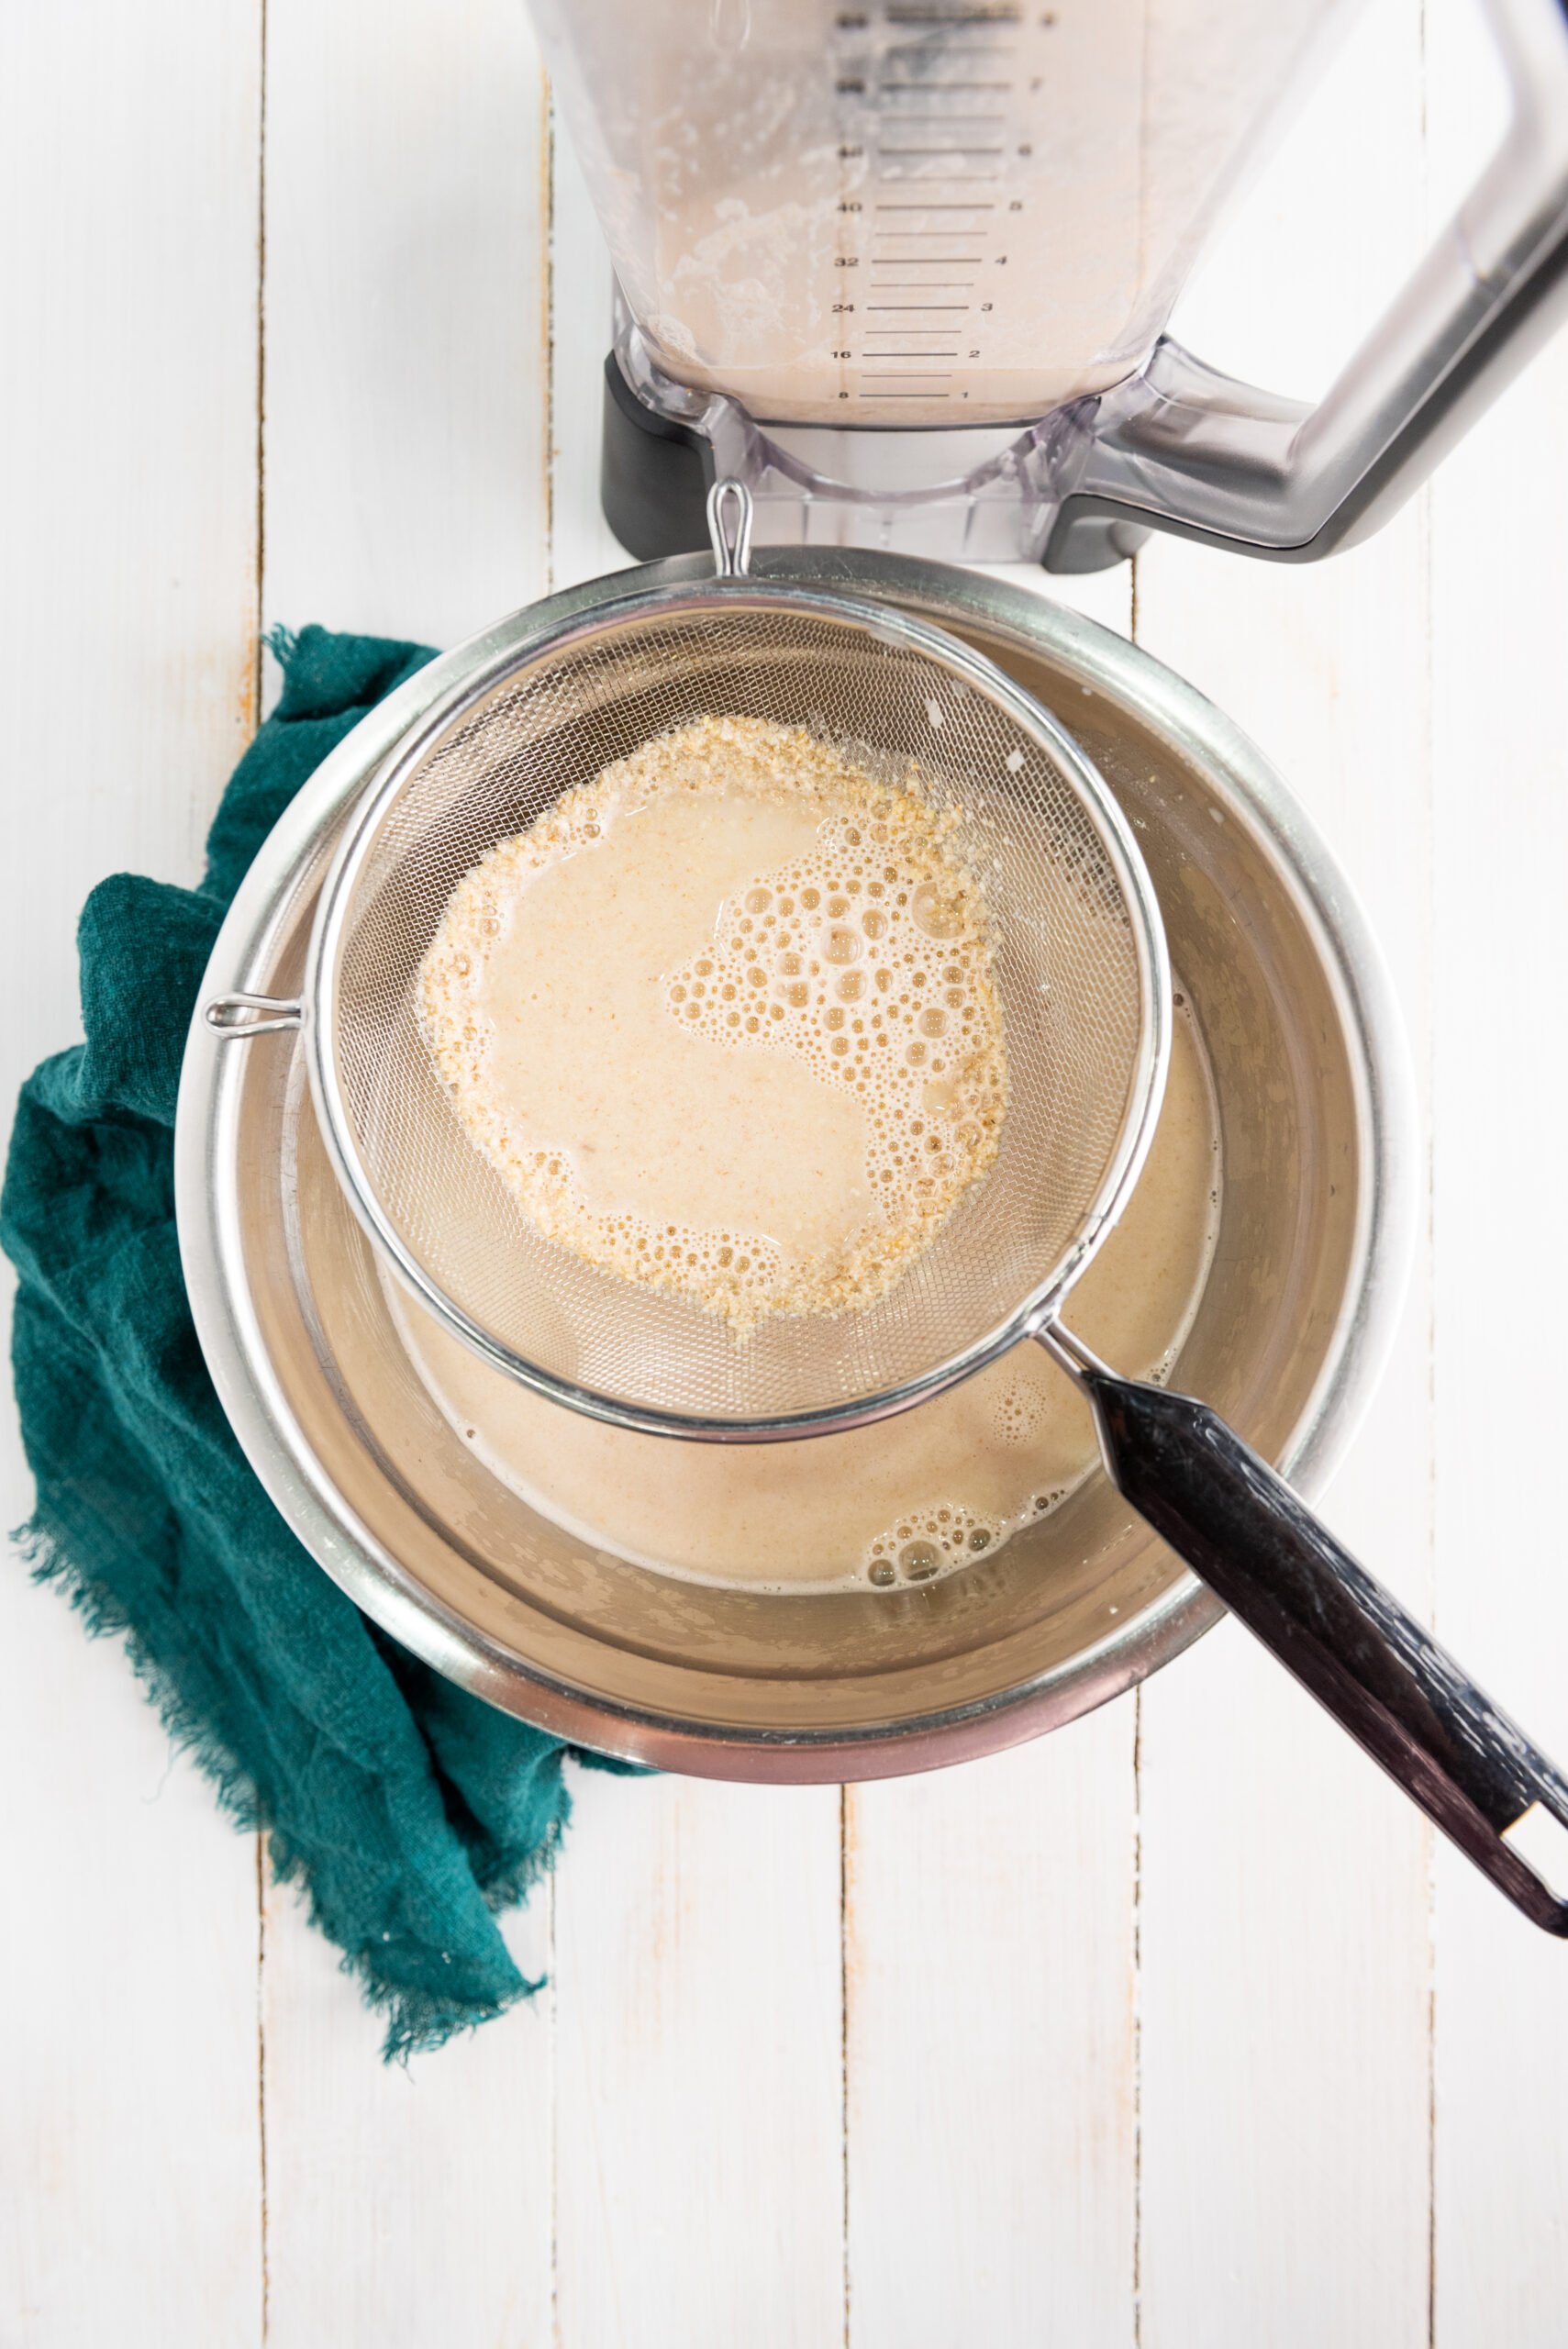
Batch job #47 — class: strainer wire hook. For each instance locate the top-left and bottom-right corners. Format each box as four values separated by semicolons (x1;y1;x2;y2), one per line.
707;478;754;579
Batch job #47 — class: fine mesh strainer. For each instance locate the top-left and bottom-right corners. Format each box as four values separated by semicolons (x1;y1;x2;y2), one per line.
303;493;1168;1441
206;482;1568;1937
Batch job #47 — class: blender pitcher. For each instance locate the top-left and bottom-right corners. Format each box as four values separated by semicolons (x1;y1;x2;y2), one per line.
529;0;1568;567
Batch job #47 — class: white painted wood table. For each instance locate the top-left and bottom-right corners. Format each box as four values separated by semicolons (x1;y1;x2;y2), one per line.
5;1;1567;2341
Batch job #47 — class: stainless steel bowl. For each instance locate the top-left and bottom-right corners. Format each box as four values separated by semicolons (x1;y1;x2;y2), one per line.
175;554;1416;1782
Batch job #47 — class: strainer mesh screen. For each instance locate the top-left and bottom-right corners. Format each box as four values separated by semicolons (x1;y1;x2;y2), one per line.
325;600;1146;1422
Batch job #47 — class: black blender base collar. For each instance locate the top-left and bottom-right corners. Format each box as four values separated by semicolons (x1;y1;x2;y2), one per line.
601;354;713;562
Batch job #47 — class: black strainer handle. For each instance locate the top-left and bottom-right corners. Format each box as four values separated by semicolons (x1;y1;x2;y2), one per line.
1076;1365;1568;1936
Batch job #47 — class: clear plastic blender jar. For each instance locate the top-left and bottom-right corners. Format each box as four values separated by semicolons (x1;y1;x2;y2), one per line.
531;0;1568;565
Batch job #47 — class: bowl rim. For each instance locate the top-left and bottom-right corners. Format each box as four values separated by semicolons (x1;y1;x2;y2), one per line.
174;553;1418;1782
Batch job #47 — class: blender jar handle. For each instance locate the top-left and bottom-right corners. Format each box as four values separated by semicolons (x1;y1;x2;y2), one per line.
1069;1357;1568;1936
1045;0;1568;572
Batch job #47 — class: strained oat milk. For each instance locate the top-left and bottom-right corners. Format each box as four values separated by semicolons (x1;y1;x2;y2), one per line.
395;1001;1219;1595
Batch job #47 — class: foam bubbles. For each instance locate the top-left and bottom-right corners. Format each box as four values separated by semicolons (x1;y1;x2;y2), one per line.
862;1475;1072;1589
667;753;1007;1262
864;1498;1000;1586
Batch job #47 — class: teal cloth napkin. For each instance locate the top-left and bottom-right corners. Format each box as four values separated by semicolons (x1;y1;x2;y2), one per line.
2;626;629;2058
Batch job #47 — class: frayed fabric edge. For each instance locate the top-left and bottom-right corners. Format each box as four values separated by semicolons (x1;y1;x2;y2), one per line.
15;1511;556;2062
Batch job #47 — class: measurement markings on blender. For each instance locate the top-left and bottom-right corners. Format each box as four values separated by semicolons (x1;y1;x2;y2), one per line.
833;1;1031;407
861;165;996;394
881;5;1022;21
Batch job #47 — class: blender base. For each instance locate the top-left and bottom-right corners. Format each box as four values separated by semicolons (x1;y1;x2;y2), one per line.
599;354;1146;573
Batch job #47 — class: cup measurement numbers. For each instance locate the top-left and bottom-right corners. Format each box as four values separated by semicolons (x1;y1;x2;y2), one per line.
827;2;1055;406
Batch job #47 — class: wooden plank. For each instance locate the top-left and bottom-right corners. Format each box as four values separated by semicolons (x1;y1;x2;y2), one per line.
846;1709;1138;2347
1132;0;1435;2338
262;0;552;653
1426;7;1568;2339
553;1771;847;2346
260;1875;555;2345
0;0;266;2341
1132;561;1434;2341
545;97;635;596
1429;352;1568;2343
259;6;557;2343
0;1594;265;2349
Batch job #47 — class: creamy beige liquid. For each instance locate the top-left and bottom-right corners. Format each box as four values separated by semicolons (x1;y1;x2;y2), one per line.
395;1002;1219;1594
540;0;1342;428
419;718;1008;1333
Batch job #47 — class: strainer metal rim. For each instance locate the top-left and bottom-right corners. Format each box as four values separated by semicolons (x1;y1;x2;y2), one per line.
302;574;1173;1442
